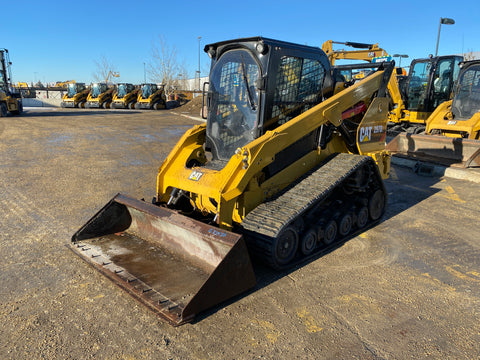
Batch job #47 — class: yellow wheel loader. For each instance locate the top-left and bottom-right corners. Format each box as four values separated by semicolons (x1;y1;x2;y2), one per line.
387;60;480;167
0;49;23;117
61;83;89;108
85;82;114;109
70;37;394;326
110;83;138;109
134;83;166;110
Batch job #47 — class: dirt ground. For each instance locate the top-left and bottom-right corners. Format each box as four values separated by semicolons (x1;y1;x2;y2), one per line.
1;108;479;359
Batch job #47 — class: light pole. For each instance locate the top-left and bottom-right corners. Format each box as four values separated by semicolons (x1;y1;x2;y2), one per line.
143;62;146;83
392;54;409;68
435;17;455;57
197;36;201;90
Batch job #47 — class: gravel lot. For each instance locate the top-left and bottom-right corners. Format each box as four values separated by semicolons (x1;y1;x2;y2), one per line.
1;108;479;359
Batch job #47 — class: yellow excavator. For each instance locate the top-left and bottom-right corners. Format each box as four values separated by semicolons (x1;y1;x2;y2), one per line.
70;37;394;326
61;83;89;108
85;82;114;108
0;49;23;117
134;83;167;109
321;41;464;134
388;55;464;133
387;59;480;167
110;83;138;109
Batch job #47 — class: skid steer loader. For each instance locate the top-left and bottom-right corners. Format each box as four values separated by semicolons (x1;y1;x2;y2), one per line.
85;82;114;109
71;37;394;326
61;83;89;108
387;60;480;167
134;83;167;110
110;83;138;109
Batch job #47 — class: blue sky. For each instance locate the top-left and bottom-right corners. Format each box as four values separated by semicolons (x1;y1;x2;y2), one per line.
2;0;478;85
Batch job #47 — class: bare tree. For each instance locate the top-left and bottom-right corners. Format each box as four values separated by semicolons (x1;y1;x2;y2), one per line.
149;35;186;94
92;56;119;83
464;50;477;61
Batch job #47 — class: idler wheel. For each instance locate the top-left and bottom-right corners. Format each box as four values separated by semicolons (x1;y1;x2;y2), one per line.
273;226;299;266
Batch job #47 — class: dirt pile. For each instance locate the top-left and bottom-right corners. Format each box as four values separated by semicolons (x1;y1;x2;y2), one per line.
177;96;203;115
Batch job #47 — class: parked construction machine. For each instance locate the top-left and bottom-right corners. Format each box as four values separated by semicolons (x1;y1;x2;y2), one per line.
0;49;22;116
70;37;394;325
388;55;464;133
387;59;480;167
134;83;166;109
321;41;464;134
61;83;89;108
85;82;114;108
110;83;138;109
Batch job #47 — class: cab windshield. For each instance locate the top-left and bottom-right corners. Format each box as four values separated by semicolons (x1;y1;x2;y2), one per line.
452;64;480;119
141;84;157;98
91;83;107;98
67;83;77;97
207;49;259;160
407;60;431;111
117;84;128;98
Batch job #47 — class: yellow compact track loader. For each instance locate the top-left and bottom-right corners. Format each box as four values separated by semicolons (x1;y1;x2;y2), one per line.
0;49;23;117
61;83;89;108
387;60;480;167
110;83;138;109
134;83;167;109
85;82;114;109
71;37;394;326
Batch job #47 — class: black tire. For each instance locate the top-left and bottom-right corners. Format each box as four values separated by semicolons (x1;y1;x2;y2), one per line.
339;213;353;236
300;229;317;255
0;103;7;117
272;226;299;267
322;220;337;245
11;101;23;115
369;189;386;221
356;206;369;228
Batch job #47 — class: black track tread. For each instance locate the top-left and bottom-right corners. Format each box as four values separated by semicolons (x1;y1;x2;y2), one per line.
241;153;380;269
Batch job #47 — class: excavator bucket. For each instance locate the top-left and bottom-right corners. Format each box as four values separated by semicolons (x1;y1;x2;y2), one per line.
70;194;256;326
387;133;480;168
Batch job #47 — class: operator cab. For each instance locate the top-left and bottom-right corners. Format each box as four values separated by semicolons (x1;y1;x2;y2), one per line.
204;37;333;161
90;83;108;98
140;83;158;99
67;83;86;98
406;55;463;112
451;61;480;120
117;83;135;98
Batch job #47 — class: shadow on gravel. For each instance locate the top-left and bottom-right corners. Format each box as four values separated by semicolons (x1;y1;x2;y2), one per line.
22;109;145;117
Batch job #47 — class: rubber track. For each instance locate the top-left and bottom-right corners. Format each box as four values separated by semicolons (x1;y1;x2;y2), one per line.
241;153;377;268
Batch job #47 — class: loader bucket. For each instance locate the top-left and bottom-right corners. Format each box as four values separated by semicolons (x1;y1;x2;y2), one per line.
386;133;480;168
70;194;256;326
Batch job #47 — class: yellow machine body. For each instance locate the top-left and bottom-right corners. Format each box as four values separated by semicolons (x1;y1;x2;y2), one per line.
61;83;89;108
85;83;114;109
135;83;167;110
0;49;22;116
71;37;394;326
111;83;138;109
387;60;480;167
